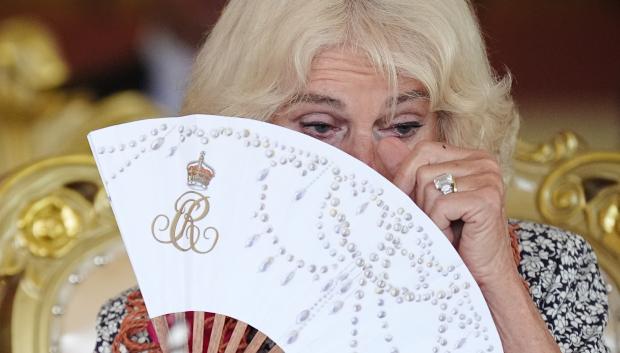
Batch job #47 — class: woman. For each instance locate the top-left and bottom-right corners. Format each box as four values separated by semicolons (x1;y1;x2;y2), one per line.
95;1;609;352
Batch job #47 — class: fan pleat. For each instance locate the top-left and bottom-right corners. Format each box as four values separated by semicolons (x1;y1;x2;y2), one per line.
207;314;227;353
242;331;267;353
175;312;190;352
152;316;170;353
223;321;249;353
153;313;284;353
192;311;206;353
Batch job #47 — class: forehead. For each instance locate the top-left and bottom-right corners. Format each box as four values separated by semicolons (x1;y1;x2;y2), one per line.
308;48;427;94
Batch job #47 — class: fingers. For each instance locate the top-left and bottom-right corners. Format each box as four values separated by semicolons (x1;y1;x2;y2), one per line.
418;163;503;209
423;174;504;214
426;186;503;240
391;141;489;195
374;139;505;246
375;140;513;284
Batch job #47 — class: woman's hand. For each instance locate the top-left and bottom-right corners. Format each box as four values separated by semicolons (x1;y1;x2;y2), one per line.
376;137;516;287
375;137;561;353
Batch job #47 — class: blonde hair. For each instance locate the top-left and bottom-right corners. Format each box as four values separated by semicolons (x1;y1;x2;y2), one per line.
182;0;520;175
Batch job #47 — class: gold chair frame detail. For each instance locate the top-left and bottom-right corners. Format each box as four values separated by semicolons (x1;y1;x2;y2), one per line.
537;152;620;287
0;155;125;353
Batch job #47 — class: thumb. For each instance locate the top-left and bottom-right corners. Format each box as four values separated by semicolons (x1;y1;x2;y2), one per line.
376;137;410;180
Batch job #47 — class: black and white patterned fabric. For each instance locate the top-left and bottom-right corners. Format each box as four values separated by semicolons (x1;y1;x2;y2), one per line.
515;221;609;352
94;221;610;353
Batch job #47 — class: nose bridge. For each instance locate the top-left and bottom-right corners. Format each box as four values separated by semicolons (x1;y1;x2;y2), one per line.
342;128;379;168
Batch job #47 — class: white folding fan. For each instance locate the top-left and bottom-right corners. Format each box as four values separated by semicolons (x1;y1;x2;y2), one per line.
88;115;503;353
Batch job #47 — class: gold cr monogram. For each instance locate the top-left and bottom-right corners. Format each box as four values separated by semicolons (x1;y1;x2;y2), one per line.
151;191;219;254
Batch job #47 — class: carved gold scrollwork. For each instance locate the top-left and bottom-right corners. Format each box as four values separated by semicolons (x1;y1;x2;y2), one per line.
538;152;620;285
515;131;585;164
546;174;586;222
0;19;158;350
0;18;160;176
589;187;620;248
0;155;104;277
17;188;93;258
0;155;126;353
539;153;620;231
0;18;68;118
600;200;619;235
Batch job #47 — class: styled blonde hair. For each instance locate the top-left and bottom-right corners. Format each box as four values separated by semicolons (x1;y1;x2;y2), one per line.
182;0;519;175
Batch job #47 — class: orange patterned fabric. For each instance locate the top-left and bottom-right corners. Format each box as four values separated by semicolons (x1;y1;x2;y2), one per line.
509;223;522;266
113;291;251;352
508;223;528;289
113;290;161;353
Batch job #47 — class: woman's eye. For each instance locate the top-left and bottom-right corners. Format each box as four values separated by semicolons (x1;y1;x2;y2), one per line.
301;122;335;135
387;121;423;137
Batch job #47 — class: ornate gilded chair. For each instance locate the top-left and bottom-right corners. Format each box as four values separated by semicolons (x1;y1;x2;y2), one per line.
0;155;137;353
0;18;158;353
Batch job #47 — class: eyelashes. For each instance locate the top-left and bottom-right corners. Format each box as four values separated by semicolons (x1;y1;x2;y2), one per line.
300;122;334;134
299;121;342;140
384;121;424;138
300;120;424;140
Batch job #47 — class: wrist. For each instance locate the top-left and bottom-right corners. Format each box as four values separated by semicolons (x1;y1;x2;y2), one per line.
478;265;525;298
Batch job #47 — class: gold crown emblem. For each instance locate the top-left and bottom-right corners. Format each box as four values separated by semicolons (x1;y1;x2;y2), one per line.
187;151;215;190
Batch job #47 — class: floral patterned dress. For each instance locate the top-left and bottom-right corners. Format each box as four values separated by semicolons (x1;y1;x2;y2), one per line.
94;221;611;353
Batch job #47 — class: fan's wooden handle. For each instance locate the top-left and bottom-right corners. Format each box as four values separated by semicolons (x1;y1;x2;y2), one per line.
175;312;190;353
243;331;267;353
152;312;283;353
192;312;205;353
152;316;171;353
207;314;227;353
223;321;249;353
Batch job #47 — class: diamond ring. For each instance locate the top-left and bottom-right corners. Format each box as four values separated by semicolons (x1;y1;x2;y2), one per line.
433;173;457;195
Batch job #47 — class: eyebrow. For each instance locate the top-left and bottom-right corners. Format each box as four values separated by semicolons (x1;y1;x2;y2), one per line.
394;89;429;105
288;93;345;110
287;89;429;110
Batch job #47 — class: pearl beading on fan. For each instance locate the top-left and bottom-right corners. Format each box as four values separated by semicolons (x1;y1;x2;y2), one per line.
96;122;496;353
